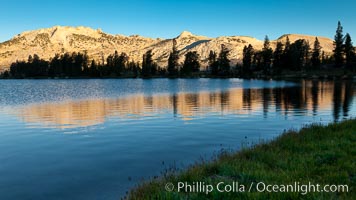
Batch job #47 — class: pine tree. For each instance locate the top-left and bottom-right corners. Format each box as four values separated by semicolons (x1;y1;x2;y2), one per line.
49;53;62;76
142;50;155;77
106;54;114;74
113;50;120;75
181;51;200;75
344;33;355;68
208;50;218;76
242;44;254;74
73;52;84;76
118;52;129;75
282;36;291;69
89;59;99;77
82;51;89;75
334;21;344;67
28;55;33;63
168;39;179;76
311;37;322;69
217;44;230;76
289;39;310;70
273;42;284;74
262;35;273;74
61;52;72;76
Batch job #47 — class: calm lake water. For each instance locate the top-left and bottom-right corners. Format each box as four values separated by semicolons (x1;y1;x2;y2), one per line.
0;79;355;199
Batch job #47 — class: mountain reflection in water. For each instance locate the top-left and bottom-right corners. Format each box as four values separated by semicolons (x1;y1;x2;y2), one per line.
5;80;354;130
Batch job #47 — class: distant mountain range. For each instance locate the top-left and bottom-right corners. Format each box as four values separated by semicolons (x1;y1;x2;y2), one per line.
0;26;335;70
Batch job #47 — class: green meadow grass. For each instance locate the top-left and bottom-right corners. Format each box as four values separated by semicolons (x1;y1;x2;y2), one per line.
128;119;356;200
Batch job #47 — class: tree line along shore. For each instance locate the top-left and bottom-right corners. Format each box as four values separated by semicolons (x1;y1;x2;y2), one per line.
1;21;355;79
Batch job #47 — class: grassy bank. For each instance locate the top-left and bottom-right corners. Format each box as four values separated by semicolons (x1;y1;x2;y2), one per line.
128;119;356;199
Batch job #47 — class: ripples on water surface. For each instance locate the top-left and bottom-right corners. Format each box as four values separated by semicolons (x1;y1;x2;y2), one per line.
0;79;355;199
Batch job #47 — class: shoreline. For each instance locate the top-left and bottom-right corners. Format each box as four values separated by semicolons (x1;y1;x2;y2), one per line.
127;119;355;199
1;69;356;80
0;75;355;80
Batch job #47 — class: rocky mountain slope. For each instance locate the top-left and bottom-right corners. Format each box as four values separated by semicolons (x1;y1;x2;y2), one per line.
0;26;335;70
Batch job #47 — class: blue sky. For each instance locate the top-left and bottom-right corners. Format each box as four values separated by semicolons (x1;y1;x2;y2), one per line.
0;0;355;42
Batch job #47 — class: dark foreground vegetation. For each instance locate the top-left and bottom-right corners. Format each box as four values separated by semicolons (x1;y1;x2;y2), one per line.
1;21;355;79
127;119;356;200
